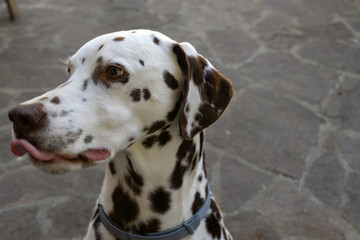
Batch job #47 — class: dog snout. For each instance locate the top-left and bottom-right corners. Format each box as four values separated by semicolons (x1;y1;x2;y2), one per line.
8;103;47;137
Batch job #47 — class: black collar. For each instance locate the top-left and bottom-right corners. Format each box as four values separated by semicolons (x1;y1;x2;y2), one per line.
98;184;211;240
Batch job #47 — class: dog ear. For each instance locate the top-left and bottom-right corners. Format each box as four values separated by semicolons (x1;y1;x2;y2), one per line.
173;42;234;140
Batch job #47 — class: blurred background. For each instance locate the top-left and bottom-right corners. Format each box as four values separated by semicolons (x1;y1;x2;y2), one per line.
1;0;360;239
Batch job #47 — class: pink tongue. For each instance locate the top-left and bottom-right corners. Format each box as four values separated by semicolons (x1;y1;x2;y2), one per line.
10;139;111;162
81;149;111;161
10;139;55;161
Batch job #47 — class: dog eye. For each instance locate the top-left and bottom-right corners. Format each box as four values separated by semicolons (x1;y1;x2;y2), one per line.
107;66;123;79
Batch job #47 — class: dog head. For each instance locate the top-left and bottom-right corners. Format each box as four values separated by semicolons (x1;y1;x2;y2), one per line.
9;29;233;174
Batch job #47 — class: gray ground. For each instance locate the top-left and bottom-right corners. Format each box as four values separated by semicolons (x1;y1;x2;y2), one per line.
1;0;360;239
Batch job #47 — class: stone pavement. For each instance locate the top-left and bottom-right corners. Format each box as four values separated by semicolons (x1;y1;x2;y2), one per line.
0;0;360;239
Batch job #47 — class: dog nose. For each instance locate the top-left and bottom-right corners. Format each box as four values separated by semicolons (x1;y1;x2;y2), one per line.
8;103;47;136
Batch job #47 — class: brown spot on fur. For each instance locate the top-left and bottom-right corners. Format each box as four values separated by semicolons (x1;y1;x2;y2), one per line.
98;44;104;51
149;187;171;214
40;97;48;101
188;56;204;86
163;71;179;90
50;97;60;105
113;36;125;41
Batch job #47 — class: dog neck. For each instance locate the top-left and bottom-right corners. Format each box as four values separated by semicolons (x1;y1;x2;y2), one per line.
97;123;208;235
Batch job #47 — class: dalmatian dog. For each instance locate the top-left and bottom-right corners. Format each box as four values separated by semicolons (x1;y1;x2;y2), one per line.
9;29;233;240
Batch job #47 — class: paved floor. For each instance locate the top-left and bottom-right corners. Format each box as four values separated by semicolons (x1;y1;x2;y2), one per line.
1;0;360;239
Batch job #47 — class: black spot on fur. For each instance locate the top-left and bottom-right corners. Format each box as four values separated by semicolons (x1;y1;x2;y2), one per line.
84;135;93;144
167;94;183;122
142;135;157;148
50;96;60;105
149;187;171;214
198;175;203;182
109;184;139;225
82;80;88;91
191;191;204;214
153;37;160;45
206;212;221;239
139;59;145;66
82;98;87;102
135;218;161;235
130;88;141;102
188;56;203;86
210;199;222;220
199;131;204;159
163;71;179;90
113;36;125;41
177;140;194;161
109;161;116;175
125;156;144;195
143;88;151;101
170;140;197;189
158;131;171;146
148;120;166;134
98;44;104;51
170;163;187;189
81;57;86;65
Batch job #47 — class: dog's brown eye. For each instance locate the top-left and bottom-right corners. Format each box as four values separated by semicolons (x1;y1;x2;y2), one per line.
107;66;123;79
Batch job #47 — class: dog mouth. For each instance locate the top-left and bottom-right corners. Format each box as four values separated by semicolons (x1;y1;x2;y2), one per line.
10;139;111;163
